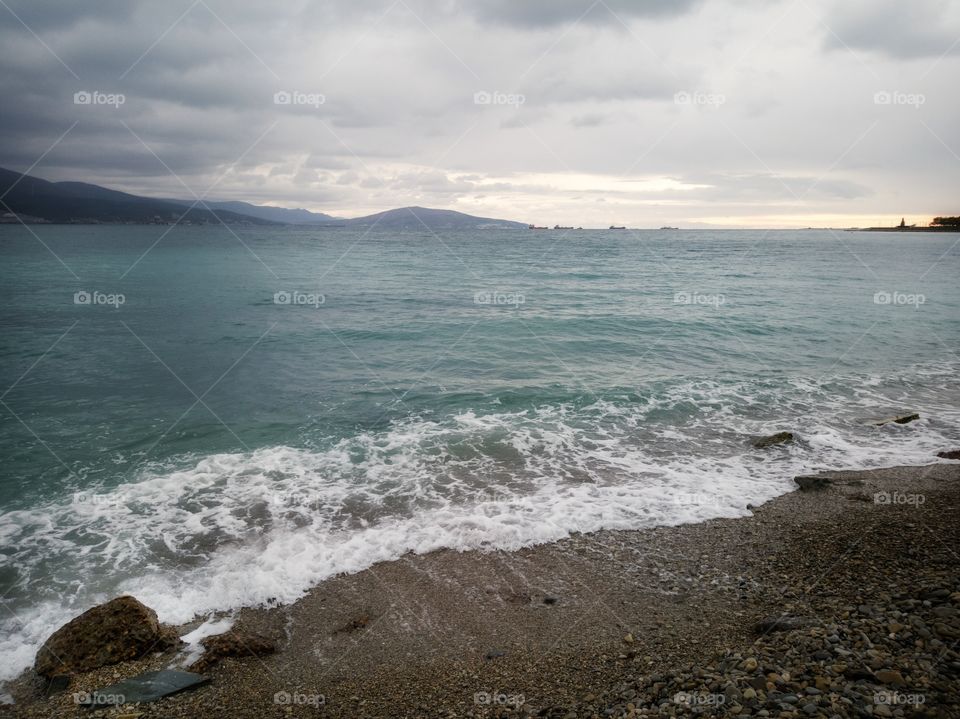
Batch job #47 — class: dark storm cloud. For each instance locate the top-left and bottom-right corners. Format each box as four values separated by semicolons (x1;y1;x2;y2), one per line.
460;0;703;27
300;0;703;27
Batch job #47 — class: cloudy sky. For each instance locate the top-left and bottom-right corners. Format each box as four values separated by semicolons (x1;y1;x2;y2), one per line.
1;0;957;228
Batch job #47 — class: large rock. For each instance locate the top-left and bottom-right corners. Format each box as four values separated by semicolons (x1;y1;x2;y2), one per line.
34;596;180;677
188;630;276;672
752;431;794;449
937;449;960;460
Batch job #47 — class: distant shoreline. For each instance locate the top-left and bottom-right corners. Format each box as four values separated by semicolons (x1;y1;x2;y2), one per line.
852;226;960;233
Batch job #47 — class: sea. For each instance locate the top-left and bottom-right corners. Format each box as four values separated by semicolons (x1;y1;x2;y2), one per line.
1;225;958;681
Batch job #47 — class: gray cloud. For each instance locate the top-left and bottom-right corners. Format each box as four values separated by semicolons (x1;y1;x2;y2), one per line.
822;0;960;59
0;0;957;226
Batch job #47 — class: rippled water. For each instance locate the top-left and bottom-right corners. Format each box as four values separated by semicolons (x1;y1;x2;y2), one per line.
0;225;958;680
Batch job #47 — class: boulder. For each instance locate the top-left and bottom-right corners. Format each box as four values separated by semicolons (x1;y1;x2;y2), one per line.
795;475;831;491
188;630;276;672
873;413;920;426
937;449;960;460
753;431;794;449
34;596;180;678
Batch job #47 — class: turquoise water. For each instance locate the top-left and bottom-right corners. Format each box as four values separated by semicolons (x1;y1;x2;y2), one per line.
1;225;958;679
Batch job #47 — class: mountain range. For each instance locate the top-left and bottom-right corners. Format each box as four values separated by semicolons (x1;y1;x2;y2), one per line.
0;167;525;229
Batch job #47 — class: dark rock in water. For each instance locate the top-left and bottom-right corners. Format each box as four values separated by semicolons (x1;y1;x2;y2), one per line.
78;669;209;707
754;616;815;634
189;630;277;672
937;449;960;460
873;413;920;426
794;475;831;491
543;596;558;605
34;595;180;677
753;431;795;449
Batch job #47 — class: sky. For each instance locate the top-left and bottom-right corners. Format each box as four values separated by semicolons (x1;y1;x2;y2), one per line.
0;0;957;228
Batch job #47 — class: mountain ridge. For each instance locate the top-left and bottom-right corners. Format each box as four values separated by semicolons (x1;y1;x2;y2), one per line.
0;167;525;229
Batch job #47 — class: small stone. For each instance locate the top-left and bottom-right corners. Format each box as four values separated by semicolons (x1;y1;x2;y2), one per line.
794;475;831;491
742;657;759;671
873;413;919;426
623;633;635;644
874;669;905;685
189;630;276;672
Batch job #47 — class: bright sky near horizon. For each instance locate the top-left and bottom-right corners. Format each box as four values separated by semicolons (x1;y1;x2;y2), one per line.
1;0;957;228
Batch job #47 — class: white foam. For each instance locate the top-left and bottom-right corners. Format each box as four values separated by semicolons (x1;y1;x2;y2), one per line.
174;616;235;668
1;366;958;683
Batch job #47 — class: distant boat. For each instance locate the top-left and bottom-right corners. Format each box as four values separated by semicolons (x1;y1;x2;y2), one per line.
660;226;679;230
528;224;549;230
553;225;574;230
609;225;626;230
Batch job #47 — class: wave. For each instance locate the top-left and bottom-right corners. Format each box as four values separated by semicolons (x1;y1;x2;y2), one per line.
1;366;958;682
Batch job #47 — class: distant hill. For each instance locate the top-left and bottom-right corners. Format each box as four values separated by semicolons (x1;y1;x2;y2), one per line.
0;168;526;229
164;198;338;225
0;168;276;225
340;206;526;230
